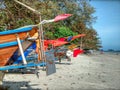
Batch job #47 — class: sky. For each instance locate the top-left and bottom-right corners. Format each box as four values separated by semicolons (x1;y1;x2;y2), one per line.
90;0;120;50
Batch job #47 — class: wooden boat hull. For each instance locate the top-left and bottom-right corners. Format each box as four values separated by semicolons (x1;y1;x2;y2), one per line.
0;26;38;66
0;46;18;66
0;27;37;44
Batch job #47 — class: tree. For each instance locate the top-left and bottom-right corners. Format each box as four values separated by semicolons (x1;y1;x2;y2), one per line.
0;0;101;50
54;26;78;38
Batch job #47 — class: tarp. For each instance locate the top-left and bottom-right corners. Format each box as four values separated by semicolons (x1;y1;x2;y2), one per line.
54;14;72;22
73;49;84;57
71;34;86;41
46;40;68;47
34;33;85;53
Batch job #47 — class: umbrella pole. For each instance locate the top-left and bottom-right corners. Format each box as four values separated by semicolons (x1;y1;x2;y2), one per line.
38;16;46;70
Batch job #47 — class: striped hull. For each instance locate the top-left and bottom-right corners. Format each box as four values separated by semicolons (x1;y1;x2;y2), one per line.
0;27;37;44
0;27;37;66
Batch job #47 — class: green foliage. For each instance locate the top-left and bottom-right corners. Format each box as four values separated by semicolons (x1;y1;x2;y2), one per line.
16;18;34;27
54;26;78;38
44;31;54;39
0;11;7;31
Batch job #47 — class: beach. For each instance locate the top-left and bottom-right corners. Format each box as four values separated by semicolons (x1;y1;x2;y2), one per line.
2;52;120;90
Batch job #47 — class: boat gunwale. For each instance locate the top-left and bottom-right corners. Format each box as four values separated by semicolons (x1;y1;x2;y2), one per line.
0;25;36;35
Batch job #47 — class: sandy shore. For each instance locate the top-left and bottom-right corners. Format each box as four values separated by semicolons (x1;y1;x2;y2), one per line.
2;52;120;90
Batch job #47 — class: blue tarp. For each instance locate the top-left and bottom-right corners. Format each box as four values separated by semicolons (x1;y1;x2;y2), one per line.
13;42;36;64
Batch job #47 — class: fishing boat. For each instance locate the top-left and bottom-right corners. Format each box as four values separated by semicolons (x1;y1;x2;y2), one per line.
0;25;38;66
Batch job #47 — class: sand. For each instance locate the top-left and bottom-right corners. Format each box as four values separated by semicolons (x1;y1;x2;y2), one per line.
2;52;120;90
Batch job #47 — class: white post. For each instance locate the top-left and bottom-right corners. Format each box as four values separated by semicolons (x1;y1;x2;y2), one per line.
16;34;27;64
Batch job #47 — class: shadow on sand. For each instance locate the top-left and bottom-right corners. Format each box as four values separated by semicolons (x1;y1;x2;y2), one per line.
55;62;71;65
1;81;41;90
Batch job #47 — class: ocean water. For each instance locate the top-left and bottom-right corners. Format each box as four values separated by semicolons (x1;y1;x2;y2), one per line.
104;51;120;55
